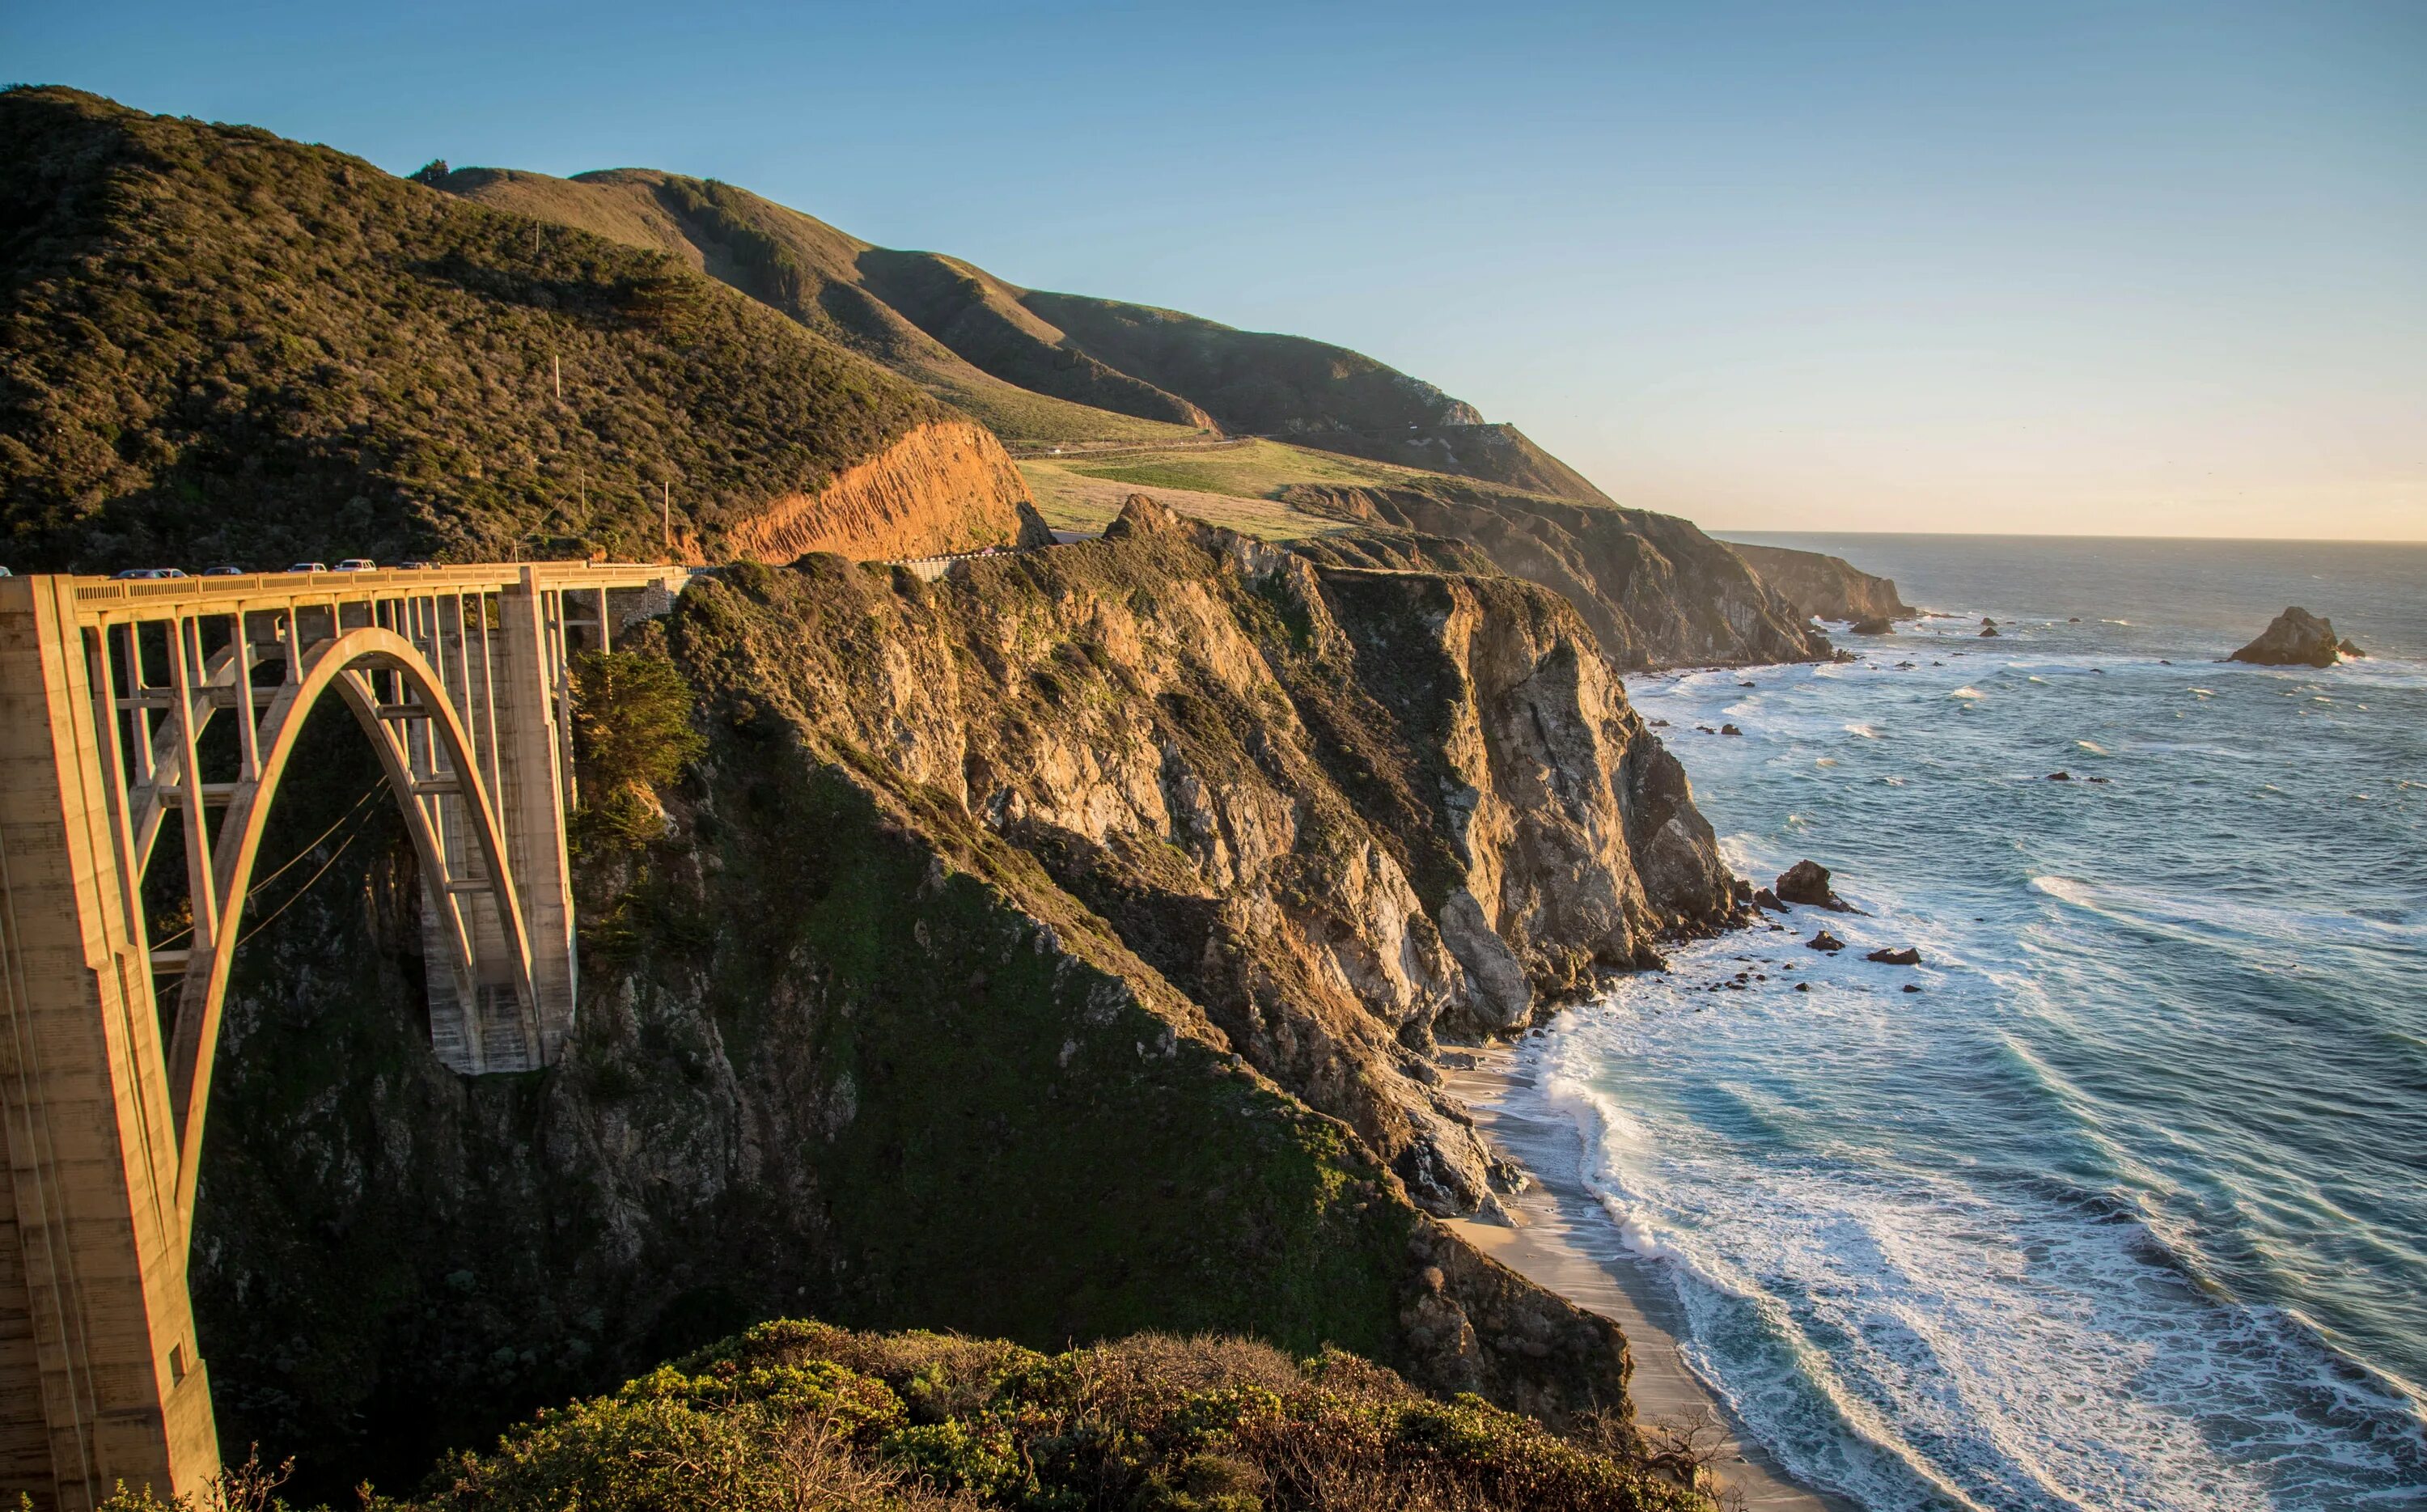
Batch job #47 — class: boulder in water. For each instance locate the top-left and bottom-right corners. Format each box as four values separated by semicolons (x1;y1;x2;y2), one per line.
2339;637;2366;659
1850;616;1893;635
1752;887;1788;914
2048;770;2072;781
1720;723;1743;736
1866;947;1922;965
2230;607;2343;667
1775;859;1853;912
1806;930;1846;953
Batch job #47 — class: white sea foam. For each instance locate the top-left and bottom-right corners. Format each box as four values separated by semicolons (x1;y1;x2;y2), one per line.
1845;722;1882;738
1951;686;1985;700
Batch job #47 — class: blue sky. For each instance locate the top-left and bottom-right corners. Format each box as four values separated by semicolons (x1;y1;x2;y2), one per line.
9;1;2423;538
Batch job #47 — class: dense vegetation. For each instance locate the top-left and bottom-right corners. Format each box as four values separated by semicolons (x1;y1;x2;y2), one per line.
0;87;954;572
392;1321;1706;1512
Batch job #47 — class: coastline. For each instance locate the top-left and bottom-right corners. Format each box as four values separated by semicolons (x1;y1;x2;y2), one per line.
1441;1040;1859;1512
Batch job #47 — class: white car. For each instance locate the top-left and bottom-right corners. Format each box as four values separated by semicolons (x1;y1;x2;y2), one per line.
332;558;377;572
112;567;188;579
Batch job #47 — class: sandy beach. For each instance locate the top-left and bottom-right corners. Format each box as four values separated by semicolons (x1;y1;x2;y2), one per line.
1441;1044;1858;1512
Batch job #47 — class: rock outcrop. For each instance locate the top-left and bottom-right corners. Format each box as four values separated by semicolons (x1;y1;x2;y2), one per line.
2230;607;2345;667
187;493;1742;1489
1775;858;1853;912
722;417;1048;562
1727;541;1912;623
1286;482;1828;668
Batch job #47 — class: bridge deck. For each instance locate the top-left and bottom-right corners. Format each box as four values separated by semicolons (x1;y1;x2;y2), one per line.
61;562;695;626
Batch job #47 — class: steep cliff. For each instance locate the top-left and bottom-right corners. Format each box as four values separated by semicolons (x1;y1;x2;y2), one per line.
188;499;1743;1493
722;418;1052;562
1286;483;1830;668
1728;541;1912;623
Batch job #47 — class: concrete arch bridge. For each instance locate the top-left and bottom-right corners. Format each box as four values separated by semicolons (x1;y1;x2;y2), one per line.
0;562;693;1506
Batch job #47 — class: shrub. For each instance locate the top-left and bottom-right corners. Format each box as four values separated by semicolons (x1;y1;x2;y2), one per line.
570;649;703;852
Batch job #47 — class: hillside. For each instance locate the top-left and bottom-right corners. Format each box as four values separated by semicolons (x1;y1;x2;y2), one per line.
0;88;1042;571
431;167;1608;502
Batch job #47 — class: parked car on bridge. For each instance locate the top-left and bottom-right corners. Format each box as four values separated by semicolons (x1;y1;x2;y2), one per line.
112;568;188;579
332;558;377;571
397;560;437;570
284;561;328;573
202;565;245;576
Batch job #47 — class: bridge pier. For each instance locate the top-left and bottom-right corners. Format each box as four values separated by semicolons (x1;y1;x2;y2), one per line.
0;578;214;1509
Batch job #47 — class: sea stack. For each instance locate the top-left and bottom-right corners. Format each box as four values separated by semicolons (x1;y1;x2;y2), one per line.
2230;607;2344;667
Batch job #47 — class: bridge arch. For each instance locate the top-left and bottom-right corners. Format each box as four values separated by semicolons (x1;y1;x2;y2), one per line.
159;625;537;1236
2;562;688;1506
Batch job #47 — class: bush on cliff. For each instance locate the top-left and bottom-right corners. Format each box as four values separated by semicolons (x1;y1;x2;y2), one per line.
380;1319;1707;1512
570;647;705;853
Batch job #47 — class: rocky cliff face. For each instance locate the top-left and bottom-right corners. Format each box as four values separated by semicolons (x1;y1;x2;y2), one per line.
187;498;1742;1494
1285;483;1829;668
722;417;1048;562
1727;541;1912;623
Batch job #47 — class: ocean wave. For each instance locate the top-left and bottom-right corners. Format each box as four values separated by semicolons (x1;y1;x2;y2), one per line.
2029;875;2427;952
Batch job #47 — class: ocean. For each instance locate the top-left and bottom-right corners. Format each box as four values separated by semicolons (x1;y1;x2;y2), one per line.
1523;535;2427;1510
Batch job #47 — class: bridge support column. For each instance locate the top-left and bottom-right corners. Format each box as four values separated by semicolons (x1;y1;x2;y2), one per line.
493;573;578;1064
0;578;215;1509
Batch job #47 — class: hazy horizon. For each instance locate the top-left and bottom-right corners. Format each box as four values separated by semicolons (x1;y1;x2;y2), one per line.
8;0;2421;541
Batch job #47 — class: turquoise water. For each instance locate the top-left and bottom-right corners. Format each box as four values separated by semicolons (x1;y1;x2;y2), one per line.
1528;536;2427;1510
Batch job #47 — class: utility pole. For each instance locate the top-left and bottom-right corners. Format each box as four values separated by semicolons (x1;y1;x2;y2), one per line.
662;481;671;558
553;354;561;403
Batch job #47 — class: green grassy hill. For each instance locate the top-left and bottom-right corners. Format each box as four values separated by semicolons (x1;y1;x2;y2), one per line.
0;88;1023;572
432;167;1611;502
